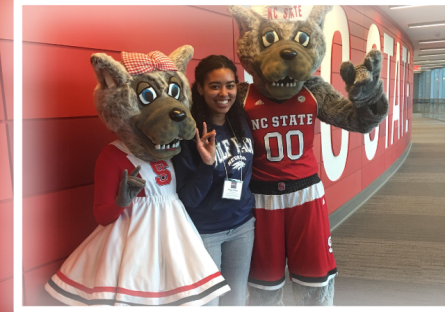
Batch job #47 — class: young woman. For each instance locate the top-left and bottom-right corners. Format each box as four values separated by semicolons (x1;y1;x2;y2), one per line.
172;55;255;306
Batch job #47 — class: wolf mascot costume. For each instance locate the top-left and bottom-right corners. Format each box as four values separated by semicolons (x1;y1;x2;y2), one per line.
45;46;230;306
228;5;388;305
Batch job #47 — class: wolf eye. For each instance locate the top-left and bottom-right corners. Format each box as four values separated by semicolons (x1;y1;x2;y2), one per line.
168;83;181;99
295;31;310;47
139;87;157;105
262;31;279;48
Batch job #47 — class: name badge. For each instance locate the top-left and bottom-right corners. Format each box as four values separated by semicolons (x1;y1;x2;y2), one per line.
222;179;243;200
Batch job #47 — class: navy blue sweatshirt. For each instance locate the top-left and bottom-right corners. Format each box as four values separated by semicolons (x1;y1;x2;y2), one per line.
172;120;255;234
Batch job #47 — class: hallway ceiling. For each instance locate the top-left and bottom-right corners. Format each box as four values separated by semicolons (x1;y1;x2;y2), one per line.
377;5;445;72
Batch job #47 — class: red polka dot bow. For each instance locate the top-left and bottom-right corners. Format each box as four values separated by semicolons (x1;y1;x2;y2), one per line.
121;51;178;75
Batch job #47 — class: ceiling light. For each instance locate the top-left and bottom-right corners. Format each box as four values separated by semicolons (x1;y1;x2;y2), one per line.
419;53;445;57
414;64;445;68
420;66;445;70
414;65;445;68
414;61;445;64
414;59;445;63
409;21;445;28
389;5;429;9
419;39;445;44
420;48;445;52
415;62;445;66
418;63;442;66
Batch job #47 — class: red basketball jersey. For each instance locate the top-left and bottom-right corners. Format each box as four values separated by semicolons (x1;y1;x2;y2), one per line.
244;84;319;181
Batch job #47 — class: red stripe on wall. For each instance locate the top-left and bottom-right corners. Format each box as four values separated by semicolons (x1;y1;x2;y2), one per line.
23;117;117;196
0;125;12;201
0;40;13;120
24;259;65;306
23;185;98;271
0;278;13;312
23;43;112;119
0;0;13;40
0;201;13;281
23;6;234;61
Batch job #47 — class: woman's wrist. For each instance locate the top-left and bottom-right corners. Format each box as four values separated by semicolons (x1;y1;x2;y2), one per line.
198;160;215;172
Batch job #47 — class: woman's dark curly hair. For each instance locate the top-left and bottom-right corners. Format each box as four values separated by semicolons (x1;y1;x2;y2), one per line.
191;55;247;144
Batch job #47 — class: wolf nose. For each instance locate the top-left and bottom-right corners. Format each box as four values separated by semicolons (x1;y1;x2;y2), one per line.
169;109;187;122
280;49;297;60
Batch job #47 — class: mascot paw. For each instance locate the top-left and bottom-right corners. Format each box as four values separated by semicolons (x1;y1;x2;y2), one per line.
340;49;383;106
248;287;284;306
292;278;335;306
115;166;146;207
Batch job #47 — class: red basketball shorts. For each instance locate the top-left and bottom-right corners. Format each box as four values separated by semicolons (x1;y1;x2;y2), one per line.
248;176;337;290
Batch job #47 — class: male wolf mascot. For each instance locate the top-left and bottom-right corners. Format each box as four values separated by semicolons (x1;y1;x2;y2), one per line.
228;5;388;305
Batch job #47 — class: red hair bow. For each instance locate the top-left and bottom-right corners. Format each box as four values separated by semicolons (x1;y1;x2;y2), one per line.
121;51;178;75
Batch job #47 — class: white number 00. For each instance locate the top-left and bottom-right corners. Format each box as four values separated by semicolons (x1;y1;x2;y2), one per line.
264;130;304;162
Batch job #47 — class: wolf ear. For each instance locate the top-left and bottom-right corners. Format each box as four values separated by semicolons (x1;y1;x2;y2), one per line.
307;5;333;30
90;53;131;89
169;45;194;74
228;5;261;37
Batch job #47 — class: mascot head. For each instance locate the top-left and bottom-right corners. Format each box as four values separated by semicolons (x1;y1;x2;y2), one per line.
90;45;196;162
228;5;332;100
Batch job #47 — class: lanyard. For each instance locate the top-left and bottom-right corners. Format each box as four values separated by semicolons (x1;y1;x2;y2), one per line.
218;117;244;200
217;117;243;182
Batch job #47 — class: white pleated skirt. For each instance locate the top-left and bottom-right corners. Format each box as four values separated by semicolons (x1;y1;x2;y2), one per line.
45;194;230;306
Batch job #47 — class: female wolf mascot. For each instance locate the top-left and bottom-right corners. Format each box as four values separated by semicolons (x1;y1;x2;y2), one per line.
45;46;230;306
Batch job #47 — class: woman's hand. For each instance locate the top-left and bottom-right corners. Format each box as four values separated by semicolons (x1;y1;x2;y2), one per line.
196;122;216;165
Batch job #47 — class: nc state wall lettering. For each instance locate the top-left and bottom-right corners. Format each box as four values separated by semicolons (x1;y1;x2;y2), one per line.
283;6;302;19
320;6;411;181
267;7;278;19
267;6;302;19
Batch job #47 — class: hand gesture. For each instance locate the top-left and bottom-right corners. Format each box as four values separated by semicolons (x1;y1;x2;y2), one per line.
115;165;146;207
196;122;216;166
340;49;384;107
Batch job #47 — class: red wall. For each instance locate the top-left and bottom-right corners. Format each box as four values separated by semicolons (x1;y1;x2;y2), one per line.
317;6;414;214
2;5;412;307
0;0;14;310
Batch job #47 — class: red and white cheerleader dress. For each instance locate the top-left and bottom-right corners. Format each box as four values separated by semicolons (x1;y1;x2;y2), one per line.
45;140;230;306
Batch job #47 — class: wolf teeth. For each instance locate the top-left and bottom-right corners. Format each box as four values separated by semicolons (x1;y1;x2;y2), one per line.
272;76;296;86
272;80;297;87
154;136;182;150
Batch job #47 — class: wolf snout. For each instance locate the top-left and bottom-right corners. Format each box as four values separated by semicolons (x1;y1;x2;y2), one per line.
280;49;297;60
169;108;187;122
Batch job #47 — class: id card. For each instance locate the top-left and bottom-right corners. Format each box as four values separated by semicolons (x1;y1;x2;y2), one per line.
222;179;243;200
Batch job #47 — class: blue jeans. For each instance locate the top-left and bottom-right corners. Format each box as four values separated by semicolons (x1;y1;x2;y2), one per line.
200;217;255;306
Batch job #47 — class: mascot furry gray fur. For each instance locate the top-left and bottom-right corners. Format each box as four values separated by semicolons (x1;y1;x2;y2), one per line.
44;45;231;306
228;5;388;306
91;46;197;162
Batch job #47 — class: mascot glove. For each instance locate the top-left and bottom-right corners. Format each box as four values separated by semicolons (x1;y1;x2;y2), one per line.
115;165;146;207
340;49;385;108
